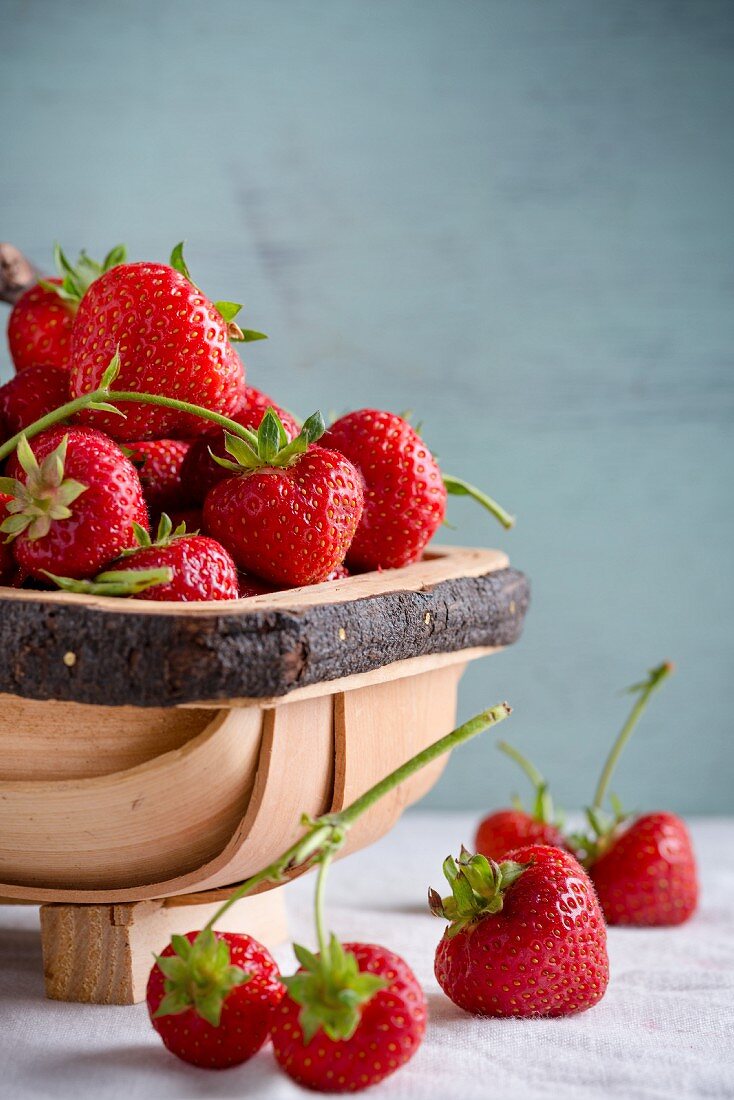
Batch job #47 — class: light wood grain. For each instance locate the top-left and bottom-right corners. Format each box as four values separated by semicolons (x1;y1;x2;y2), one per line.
40;890;288;1004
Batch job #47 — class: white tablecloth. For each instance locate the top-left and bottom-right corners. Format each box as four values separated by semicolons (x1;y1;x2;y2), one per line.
2;814;733;1100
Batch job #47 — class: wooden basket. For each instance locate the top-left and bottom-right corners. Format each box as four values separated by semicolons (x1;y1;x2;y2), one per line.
0;546;528;1003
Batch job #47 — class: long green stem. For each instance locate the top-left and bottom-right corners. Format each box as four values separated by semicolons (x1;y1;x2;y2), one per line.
202;702;511;932
497;739;545;789
592;661;674;811
314;851;334;960
0;387;264;464
443;474;515;530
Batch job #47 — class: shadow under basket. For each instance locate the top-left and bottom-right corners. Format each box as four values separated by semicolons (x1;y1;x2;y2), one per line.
0;545;529;1003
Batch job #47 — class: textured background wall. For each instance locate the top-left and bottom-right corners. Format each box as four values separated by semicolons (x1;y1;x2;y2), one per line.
2;0;732;813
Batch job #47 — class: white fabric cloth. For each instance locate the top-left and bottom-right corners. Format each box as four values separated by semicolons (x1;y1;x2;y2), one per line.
2;813;733;1100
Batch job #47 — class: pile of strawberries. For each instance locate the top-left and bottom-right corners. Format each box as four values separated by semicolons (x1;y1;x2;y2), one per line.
0;244;510;601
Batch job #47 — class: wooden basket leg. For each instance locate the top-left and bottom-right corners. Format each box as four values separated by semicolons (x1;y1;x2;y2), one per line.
39;888;289;1005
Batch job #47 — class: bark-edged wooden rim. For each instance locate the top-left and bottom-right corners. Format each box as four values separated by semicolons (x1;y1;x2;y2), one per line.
0;545;529;707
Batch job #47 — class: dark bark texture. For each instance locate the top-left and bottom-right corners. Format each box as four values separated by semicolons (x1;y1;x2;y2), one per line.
0;567;529;707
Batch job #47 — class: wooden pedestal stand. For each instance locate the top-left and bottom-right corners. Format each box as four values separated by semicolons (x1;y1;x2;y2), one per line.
0;546;528;1003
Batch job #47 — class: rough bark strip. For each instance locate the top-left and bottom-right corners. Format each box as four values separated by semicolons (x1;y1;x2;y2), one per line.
0;567;529;707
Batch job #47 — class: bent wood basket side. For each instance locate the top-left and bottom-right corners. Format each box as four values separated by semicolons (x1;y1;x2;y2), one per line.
0;661;466;903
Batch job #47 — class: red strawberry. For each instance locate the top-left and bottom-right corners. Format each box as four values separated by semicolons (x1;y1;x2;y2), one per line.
147;929;284;1069
7;245;127;373
0;426;148;580
323;410;446;570
203;410;363;586
69;244;263;441
431;845;609;1018
271;940;426;1093
102;514;239;602
0;365;70;438
475;741;566;860
588;812;698;927
126;439;193;517
325;409;514;570
181;384;300;504
237;572;278;598
7;280;73;372
475;809;566;862
166;506;204;532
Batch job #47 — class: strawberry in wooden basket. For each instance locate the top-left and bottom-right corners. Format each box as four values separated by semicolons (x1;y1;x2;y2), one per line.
475;741;567;860
126;439;194;518
0;492;15;581
324;409;514;570
570;662;699;926
7;244;126;372
46;514;240;602
204;409;364;586
147;929;284;1069
0;427;148;580
0;365;71;437
69;243;264;441
430;845;609;1017
181;384;301;504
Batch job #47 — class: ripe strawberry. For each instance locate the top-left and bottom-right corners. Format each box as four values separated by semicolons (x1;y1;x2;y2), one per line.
203;410;363;586
181;384;300;504
147;929;284;1069
588;813;698;926
0;427;148;580
431;845;609;1017
271;939;426;1093
475;741;566;860
69;244;264;441
7;245;126;373
126;439;193;517
104;514;239;602
0;365;70;438
323;410;446;570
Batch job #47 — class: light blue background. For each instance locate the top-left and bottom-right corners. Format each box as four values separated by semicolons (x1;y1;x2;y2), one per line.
2;1;732;814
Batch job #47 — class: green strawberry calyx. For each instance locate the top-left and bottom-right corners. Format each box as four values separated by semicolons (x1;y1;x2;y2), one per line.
0;434;88;542
429;847;531;938
169;242;267;343
42;565;174;598
211;407;325;474
282;935;388;1043
152;930;251;1027
498;740;564;829
40;243;127;308
121;512;194;556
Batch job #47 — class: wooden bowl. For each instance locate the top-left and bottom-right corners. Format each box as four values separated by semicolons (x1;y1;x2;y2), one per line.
0;545;528;1002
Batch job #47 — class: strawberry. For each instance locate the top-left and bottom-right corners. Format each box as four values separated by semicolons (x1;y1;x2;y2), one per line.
587;812;698;927
104;514;239;602
0;427;148;580
271;939;426;1093
147;929;284;1069
180;384;300;504
69;244;264;441
475;741;566;860
7;245;126;372
0;365;70;438
431;845;609;1018
203;410;363;586
324;410;514;571
126;439;193;517
568;662;698;926
323;409;446;570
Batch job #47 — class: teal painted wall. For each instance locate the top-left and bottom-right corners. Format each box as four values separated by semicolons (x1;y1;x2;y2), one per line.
2;1;732;813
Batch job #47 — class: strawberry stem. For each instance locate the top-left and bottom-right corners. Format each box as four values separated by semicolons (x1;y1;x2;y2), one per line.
497;739;545;789
443;474;515;530
200;702;512;933
591;661;674;812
